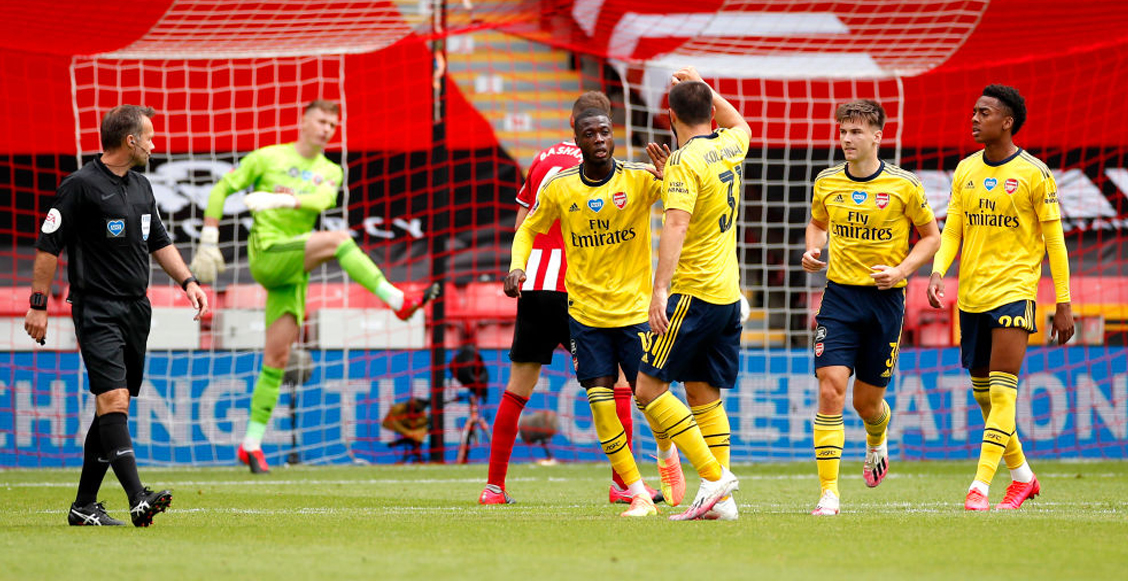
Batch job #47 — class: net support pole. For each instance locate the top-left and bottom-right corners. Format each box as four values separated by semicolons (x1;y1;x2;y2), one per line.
428;0;449;463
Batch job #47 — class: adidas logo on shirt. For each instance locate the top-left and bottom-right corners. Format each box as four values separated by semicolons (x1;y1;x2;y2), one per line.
834;194;845;203
569;203;580;212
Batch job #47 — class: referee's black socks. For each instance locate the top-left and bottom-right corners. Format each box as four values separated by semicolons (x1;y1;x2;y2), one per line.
98;412;144;499
75;415;109;506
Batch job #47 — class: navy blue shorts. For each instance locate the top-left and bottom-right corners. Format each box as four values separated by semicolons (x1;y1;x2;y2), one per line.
639;294;741;389
813;282;905;388
959;299;1037;370
568;318;648;385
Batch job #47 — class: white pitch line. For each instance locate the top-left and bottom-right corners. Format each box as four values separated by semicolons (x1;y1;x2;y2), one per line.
9;501;1123;518
2;471;1124;488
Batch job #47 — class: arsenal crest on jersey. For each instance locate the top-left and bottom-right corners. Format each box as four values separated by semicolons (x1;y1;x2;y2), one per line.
612;191;627;209
875;192;890;209
1005;178;1019;194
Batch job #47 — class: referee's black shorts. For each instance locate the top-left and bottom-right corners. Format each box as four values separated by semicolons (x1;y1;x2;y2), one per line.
71;295;151;396
509;290;570;365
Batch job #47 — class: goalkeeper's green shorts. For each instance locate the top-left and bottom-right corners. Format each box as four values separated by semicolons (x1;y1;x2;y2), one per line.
249;232;311;327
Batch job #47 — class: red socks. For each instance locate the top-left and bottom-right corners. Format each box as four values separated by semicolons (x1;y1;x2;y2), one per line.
487;390;528;488
612;386;634;489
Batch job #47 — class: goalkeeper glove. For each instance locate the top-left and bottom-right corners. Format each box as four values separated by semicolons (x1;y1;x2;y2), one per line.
189;225;226;284
244;191;300;212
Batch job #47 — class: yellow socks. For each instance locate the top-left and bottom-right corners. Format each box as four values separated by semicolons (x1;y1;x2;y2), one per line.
587;387;642;486
975;371;1019;486
644;392;722;481
972;375;1027;471
637;399;673;454
691;400;730;468
814;413;845;496
863;400;891;448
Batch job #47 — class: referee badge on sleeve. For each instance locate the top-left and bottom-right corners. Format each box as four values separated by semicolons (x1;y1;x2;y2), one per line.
142;214;151;241
41;208;62;233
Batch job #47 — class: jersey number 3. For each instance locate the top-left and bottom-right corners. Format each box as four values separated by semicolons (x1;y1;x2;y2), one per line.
717;169;738;233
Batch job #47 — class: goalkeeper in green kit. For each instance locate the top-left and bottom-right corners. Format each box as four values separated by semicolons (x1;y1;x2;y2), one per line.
190;100;438;473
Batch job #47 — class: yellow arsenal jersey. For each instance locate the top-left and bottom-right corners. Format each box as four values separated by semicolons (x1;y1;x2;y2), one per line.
514;159;662;327
811;160;935;287
942;149;1062;312
662;127;749;304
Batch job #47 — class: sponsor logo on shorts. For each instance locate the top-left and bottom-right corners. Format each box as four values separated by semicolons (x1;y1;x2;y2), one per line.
814;342;824;357
612;191;627;209
815;326;827;342
1004;178;1018;194
984;177;997;191
875;192;890;209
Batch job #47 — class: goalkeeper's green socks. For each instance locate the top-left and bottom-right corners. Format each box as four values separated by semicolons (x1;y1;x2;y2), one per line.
335;238;404;310
244;365;283;450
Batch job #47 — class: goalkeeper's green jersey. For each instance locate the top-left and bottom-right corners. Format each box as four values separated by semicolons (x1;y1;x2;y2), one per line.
206;143;343;244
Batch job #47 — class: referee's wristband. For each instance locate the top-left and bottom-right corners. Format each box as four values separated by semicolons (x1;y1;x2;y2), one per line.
181;276;199;291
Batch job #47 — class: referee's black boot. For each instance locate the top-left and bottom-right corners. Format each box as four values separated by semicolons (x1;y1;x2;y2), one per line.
129;487;172;527
68;501;125;526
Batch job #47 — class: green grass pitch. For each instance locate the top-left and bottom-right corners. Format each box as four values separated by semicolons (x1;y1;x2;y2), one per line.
2;460;1126;580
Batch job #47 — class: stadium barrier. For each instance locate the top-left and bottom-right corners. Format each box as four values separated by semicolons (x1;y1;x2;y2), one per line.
2;347;1124;467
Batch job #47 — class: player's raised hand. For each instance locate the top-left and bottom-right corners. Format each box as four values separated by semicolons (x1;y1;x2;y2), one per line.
801;247;827;273
671;66;704;85
503;269;526;298
870;264;905;290
189;225;226;284
649;287;670;335
926;272;946;308
1051;302;1076;346
645;143;671;179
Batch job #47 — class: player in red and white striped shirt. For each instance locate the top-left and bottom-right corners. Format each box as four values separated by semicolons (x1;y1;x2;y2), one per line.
480;92;656;505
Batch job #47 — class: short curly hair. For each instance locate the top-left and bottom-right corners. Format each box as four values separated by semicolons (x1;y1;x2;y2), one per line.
982;84;1026;135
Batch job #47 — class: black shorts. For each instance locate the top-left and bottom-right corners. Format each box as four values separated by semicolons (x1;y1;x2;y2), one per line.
568;318;648;384
639;294;741;389
959;299;1037;370
813;282;905;388
509;291;570;365
71;295;151;396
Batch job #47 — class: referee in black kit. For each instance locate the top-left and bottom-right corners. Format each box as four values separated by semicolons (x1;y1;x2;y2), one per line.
23;105;209;527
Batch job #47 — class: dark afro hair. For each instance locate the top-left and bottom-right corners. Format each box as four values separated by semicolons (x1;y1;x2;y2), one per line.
982;84;1027;135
